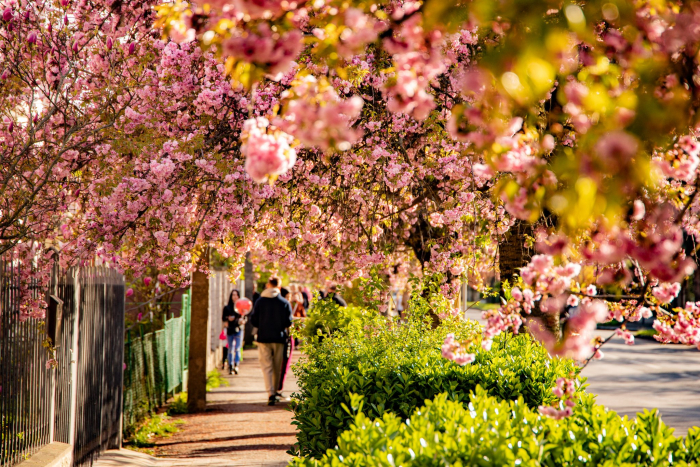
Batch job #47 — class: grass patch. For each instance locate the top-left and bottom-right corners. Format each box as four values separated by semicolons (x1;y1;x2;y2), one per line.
167;392;188;415
466;301;500;311
206;369;229;392
125;414;183;450
636;328;658;338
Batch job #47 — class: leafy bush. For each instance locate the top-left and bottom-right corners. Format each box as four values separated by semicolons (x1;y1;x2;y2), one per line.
206;369;229;392
297;299;366;341
290;300;579;458
167;392;188;415
126;414;183;448
293;388;700;466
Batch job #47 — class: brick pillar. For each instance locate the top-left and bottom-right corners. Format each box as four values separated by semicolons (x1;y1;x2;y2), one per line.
187;249;210;413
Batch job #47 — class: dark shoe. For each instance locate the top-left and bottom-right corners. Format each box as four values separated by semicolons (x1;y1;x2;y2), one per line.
268;395;277;406
233;366;239;375
228;367;233;375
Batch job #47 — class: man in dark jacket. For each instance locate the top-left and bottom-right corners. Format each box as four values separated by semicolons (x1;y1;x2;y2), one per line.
250;276;293;405
325;284;347;307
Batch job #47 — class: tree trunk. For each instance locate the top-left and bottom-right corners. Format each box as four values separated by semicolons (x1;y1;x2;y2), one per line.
243;252;255;346
498;219;533;286
404;215;443;329
187;247;210;413
498;220;561;338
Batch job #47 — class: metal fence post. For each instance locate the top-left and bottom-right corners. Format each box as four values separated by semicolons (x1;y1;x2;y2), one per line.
67;268;81;448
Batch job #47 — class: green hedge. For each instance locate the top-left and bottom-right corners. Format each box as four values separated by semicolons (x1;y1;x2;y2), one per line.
293;388;700;466
297;299;366;341
290;301;579;458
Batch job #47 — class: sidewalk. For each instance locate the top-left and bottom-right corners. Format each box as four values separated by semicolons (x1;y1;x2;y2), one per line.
97;347;300;467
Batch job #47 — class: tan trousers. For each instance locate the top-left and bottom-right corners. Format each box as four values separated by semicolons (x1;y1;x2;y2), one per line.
257;342;284;397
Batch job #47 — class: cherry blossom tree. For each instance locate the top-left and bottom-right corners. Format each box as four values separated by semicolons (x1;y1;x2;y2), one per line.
154;0;700;362
6;0;700;375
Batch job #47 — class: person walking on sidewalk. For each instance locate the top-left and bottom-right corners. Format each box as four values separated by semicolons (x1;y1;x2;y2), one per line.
222;289;246;375
250;276;293;406
324;284;347;307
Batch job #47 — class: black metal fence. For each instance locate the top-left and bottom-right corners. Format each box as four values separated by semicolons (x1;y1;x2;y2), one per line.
0;261;125;467
0;259;52;466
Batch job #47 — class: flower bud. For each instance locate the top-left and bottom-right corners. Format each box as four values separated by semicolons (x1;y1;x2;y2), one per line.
106;37;112;50
128;42;135;55
126;288;134;297
27;31;38;45
61;0;69;6
1;69;9;80
2;7;12;22
64;14;68;25
47;22;52;33
24;10;30;21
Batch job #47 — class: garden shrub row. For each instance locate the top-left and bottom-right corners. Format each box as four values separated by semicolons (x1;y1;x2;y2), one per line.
291;301;580;458
293;388;700;466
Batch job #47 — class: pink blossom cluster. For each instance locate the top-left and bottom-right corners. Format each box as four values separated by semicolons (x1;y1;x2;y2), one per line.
654;302;700;349
539;377;577;420
441;333;476;365
275;76;364;151
652;282;681;304
583;206;696;283
654;135;700;182
481;304;523;352
442;333;476;366
615;327;635;345
382;14;446;120
222;24;303;75
332;8;386;57
528;299;609;361
241;117;297;183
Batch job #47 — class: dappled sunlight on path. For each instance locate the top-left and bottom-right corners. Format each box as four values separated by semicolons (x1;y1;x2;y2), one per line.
97;347;300;467
156;348;300;464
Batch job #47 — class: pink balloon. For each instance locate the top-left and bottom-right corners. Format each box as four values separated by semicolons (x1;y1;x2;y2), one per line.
235;297;252;315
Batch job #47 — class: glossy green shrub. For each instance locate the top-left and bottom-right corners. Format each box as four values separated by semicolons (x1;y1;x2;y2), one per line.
290;302;579;458
297;299;366;341
292;388;700;467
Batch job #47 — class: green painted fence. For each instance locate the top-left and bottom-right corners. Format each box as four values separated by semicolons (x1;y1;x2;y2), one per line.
122;291;191;436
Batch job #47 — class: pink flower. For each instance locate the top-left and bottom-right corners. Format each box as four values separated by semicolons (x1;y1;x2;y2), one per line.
511;287;523;301
615;328;635;345
126;288;134;297
3;7;12;22
242;117;297;183
309;205;321;218
566;294;580;307
632;200;646;221
531;255;553;273
441;334;475;366
143;276;152;286
154;231;168;246
594;131;639;172
27;31;38;45
652;282;681;304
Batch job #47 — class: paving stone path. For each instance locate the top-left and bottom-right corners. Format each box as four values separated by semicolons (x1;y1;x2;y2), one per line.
97;348;300;467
